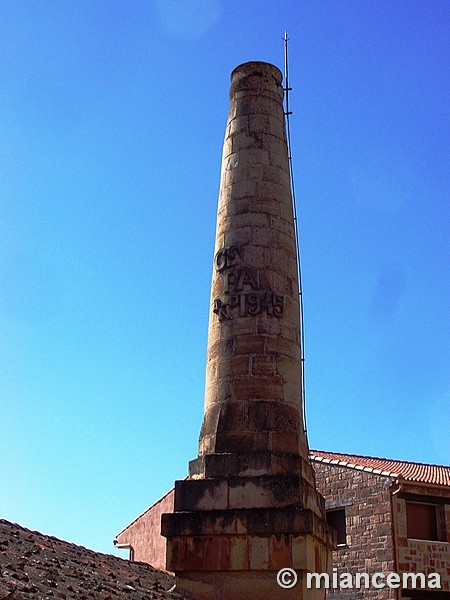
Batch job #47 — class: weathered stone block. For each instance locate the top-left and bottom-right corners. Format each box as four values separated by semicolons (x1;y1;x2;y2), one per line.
292;534;313;570
217;355;250;379
234;333;265;355
230;212;271;228
221;136;233;160
214;431;270;454
202;536;230;570
228;115;249;136
269;534;292;569
270;214;296;237
255;317;282;335
249;536;269;569
279;194;296;221
232;145;270;166
216;401;248;434
207;337;235;359
265;334;300;360
251;355;277;378
282;381;303;407
253;223;282;246
229;536;249;570
234;95;281;118
228;474;303;510
174;478;229;512
248;113;285;138
256;180;285;202
266;247;295;275
270;148;292;170
221;151;239;173
219;315;257;338
220;196;249;216
262;134;288;158
276;355;301;385
228;178;259;199
270;431;302;455
183;537;205;571
193;451;312;481
205;358;218;383
252;402;300;436
240;246;265;268
262;164;290;187
247;197;281;216
230;378;284;402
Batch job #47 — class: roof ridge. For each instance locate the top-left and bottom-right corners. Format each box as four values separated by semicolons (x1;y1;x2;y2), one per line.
309;449;450;469
115;486;175;539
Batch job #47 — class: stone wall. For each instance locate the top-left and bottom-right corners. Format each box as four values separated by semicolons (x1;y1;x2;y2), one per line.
312;461;397;600
392;484;450;594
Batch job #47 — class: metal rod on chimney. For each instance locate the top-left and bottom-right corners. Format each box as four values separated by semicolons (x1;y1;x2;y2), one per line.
284;31;292;117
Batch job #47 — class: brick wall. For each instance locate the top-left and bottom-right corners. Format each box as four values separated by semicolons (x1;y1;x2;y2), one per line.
313;461;397;600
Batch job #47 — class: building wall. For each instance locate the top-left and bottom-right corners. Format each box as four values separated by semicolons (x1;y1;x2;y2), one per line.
392;484;450;595
313;462;397;600
115;489;174;571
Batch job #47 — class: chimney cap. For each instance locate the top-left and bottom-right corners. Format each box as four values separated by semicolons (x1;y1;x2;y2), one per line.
230;61;283;99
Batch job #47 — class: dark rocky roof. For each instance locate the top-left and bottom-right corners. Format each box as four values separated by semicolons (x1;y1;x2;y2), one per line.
0;519;180;600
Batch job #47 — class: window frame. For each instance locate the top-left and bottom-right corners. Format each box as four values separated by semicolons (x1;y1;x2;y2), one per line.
326;507;347;547
405;500;443;542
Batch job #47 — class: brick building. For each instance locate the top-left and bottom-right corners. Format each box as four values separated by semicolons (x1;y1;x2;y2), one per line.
115;450;450;599
311;450;450;599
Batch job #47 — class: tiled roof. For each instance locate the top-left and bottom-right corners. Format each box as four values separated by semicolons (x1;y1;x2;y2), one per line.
0;519;179;600
310;450;450;487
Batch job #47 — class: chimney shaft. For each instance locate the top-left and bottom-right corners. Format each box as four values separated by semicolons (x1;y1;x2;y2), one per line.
199;61;308;461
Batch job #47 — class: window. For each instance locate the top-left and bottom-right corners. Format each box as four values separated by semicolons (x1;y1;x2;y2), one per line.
327;508;347;546
406;501;440;541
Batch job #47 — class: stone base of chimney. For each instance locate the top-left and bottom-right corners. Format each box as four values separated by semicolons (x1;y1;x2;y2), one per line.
161;459;334;600
170;569;328;600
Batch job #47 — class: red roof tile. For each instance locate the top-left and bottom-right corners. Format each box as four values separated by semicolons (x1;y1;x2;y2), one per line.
310;450;450;487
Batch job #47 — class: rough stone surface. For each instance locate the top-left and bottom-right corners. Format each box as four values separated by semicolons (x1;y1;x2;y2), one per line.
0;519;179;600
393;483;450;595
314;461;450;598
314;463;397;600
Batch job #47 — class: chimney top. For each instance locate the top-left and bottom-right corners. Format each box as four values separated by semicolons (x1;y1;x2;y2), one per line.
229;61;283;99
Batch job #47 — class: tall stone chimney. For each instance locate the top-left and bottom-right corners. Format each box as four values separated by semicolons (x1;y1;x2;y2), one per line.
162;62;334;600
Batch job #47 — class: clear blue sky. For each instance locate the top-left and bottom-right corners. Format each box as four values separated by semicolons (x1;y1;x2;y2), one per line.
1;1;449;556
